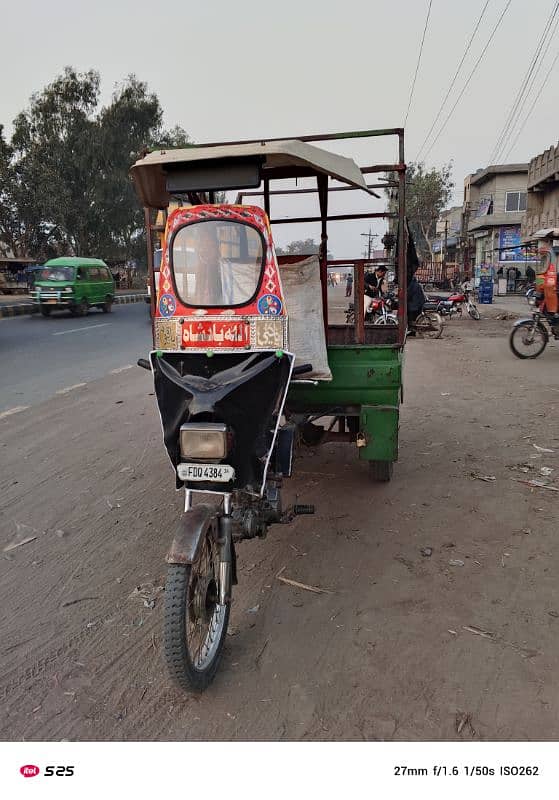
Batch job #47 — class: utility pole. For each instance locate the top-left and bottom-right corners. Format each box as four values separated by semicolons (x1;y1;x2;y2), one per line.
360;228;378;260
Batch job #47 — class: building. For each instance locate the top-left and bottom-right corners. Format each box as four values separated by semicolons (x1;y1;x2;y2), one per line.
462;163;538;284
522;140;559;243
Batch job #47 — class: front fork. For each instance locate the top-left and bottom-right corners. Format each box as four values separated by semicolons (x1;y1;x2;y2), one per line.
184;490;233;605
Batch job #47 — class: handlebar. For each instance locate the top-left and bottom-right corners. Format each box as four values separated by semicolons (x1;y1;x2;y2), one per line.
137;358;151;371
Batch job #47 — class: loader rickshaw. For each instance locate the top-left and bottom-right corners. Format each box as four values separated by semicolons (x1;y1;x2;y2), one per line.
132;128;408;691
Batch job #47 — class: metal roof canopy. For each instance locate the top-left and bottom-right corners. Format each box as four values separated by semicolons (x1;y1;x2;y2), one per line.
131;139;377;209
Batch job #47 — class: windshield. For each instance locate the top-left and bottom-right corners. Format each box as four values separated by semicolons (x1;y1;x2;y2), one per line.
171;220;264;307
38;267;75;282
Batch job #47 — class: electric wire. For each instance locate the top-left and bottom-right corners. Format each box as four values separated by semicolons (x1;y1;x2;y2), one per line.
489;0;559;163
403;0;433;127
503;48;559;160
415;0;491;162
500;12;559;160
421;0;512;162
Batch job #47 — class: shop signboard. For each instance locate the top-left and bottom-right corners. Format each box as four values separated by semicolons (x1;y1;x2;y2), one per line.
499;226;538;262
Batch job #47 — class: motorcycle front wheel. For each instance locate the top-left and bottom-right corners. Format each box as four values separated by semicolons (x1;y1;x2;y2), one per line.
509;320;548;359
164;518;230;692
468;303;481;320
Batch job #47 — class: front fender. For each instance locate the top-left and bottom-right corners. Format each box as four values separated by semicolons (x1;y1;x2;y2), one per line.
165;503;217;565
512;316;537;328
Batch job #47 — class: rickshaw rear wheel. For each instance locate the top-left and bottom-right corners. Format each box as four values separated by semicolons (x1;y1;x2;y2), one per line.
369;460;393;482
164;528;230;692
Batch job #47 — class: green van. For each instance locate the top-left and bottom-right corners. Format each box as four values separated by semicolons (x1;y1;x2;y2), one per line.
31;257;115;317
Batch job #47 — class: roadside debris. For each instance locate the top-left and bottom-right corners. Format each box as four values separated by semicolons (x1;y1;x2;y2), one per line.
61;596;99;608
455;711;476;736
276;566;334;594
420;547;433;557
533;444;554;453
3;535;37;552
470;472;496;482
449;559;465;567
513;478;559;492
246;604;260;614
463;625;494;639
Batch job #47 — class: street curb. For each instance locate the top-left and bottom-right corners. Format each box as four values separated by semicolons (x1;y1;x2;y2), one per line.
0;294;146;319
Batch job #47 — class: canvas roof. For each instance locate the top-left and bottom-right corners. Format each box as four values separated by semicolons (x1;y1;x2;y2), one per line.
131;139;371;208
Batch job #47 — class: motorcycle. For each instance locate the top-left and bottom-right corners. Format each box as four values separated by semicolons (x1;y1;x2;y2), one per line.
510;292;559;358
426;289;480;320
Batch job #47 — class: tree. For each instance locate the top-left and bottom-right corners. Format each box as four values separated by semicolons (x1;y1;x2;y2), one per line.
386;162;453;263
0;68;189;263
275;238;320;255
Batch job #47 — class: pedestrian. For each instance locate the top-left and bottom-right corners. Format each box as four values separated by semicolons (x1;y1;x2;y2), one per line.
345;272;353;297
406;275;427;336
525;264;536;284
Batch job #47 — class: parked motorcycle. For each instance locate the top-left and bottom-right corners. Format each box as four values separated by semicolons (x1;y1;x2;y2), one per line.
426;289;480;320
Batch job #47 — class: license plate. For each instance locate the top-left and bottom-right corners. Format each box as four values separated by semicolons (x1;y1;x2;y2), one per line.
177;463;235;482
46;299;57;304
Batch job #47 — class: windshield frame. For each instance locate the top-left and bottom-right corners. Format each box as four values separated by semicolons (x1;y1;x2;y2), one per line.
168;218;267;309
37;267;76;282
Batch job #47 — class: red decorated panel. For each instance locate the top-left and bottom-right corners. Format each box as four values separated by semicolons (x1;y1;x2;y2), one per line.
153;205;287;352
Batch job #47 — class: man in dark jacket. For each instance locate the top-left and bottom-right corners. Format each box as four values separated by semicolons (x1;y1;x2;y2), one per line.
407;275;426;336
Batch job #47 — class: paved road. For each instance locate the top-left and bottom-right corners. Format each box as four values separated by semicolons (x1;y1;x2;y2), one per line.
0;303;152;413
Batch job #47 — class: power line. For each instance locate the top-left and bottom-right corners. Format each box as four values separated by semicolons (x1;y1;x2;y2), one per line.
500;11;559;160
403;0;433;127
416;0;491;162
489;0;559;163
422;0;512;161
503;48;559;160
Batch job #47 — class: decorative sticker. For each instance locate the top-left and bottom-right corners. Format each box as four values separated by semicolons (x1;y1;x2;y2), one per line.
154;318;180;350
257;294;282;316
159;293;176;317
253;317;287;349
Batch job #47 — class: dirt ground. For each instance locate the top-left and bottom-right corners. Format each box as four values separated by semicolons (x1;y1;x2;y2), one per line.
2;310;559;741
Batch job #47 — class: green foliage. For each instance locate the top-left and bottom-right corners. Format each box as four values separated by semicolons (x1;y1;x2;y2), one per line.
0;68;190;263
275;238;320;255
385;162;454;261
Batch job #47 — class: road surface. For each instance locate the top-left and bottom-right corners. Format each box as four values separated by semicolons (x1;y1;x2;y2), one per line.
1;308;559;740
0;303;151;413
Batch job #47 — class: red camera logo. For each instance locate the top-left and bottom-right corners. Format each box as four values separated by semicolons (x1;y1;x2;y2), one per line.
20;765;40;778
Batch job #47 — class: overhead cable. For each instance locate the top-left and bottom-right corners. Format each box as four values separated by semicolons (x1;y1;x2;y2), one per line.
403;0;433;127
422;0;512;162
416;0;491;162
503;48;559;161
499;10;559;160
489;0;559;163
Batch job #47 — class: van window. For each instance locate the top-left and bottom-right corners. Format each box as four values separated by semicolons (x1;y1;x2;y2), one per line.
88;267;100;280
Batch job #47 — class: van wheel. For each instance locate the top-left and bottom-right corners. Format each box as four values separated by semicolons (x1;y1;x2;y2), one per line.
102;296;113;313
40;306;51;317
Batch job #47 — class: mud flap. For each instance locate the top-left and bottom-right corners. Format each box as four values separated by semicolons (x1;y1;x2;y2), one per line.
358;405;399;462
165;503;217;565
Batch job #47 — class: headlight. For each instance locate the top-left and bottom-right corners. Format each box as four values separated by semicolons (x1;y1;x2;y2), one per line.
63;286;73;293
180;423;229;460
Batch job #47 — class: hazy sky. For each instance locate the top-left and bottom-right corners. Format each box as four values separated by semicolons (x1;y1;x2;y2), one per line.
2;0;558;256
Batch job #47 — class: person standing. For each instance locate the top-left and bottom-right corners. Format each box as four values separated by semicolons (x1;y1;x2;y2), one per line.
345;272;353;297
